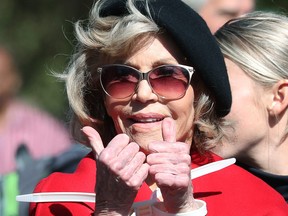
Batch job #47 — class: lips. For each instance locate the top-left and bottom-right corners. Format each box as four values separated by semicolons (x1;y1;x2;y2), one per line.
128;113;166;124
131;118;163;123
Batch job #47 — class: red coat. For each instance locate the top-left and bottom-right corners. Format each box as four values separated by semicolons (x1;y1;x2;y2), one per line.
29;152;288;215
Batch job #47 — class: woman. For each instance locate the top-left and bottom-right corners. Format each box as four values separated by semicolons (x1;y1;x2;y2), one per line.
214;11;288;202
29;1;288;215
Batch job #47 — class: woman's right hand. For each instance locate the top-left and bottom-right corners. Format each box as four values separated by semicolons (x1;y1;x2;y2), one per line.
82;126;150;216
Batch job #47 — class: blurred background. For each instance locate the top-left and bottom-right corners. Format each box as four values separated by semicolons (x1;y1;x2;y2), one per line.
0;0;288;122
0;0;93;122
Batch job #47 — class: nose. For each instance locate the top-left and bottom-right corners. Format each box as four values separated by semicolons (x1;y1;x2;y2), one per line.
132;80;158;103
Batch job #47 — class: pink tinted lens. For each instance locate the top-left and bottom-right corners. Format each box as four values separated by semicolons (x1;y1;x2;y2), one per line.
101;65;139;98
149;66;189;99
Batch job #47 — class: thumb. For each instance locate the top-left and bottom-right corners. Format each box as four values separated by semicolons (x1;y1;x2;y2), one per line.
82;126;104;158
162;117;176;142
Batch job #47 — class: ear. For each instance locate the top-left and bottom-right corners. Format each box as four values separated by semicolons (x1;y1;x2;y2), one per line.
268;80;288;115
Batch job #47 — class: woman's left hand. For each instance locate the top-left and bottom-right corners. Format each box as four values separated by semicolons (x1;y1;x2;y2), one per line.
146;117;197;213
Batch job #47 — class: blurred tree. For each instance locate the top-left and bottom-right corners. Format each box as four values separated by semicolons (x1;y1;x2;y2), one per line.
0;0;93;120
0;0;287;121
256;0;288;12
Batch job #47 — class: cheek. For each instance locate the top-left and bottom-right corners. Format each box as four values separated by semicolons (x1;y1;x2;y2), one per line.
229;89;260;119
170;88;195;142
105;99;115;117
227;90;267;138
104;99;125;134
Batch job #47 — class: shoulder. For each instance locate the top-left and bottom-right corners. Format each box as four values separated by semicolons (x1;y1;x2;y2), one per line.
29;153;96;216
34;153;96;193
192;152;288;215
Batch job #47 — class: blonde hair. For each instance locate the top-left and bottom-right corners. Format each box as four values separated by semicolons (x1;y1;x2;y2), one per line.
215;11;288;140
62;0;230;151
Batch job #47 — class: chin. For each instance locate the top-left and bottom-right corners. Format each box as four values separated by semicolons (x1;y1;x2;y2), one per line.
131;134;162;153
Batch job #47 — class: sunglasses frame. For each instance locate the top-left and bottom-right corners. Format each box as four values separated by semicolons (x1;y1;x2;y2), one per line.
97;64;195;100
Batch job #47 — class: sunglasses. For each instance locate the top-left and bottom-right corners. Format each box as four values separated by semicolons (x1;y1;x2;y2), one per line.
97;64;194;100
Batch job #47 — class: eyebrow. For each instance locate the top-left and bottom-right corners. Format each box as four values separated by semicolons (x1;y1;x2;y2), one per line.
124;58;179;68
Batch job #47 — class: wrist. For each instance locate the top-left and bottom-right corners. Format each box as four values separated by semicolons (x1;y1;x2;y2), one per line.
95;202;132;216
152;199;207;216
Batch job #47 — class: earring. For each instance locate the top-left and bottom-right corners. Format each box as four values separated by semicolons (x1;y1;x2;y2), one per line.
269;102;276;110
268;102;277;116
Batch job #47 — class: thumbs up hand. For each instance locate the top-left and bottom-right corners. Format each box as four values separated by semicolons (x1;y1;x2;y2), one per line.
146;117;196;213
82;126;149;215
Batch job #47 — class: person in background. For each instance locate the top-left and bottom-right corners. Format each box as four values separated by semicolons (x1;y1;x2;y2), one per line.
214;11;288;202
28;0;288;215
182;0;255;33
0;45;74;216
0;46;73;174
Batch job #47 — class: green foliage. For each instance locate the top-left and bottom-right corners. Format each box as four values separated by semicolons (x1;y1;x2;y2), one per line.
0;0;92;120
256;0;288;12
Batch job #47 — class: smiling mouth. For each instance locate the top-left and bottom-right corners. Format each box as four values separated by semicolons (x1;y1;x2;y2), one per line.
129;117;164;123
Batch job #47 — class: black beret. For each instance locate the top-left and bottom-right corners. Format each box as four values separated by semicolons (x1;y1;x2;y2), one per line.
100;0;232;117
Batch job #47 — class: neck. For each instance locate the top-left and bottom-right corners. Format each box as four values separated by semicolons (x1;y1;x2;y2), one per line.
213;120;288;175
145;175;155;187
239;127;288;175
145;176;163;201
145;175;158;191
251;140;288;175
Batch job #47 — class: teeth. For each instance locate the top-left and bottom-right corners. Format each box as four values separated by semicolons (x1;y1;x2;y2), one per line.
135;118;162;123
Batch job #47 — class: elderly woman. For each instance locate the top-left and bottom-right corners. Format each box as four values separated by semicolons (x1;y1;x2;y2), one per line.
29;1;288;215
214;11;288;202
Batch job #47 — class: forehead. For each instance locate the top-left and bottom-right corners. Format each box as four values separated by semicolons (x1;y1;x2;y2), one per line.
225;58;258;90
211;0;254;13
109;35;187;65
212;0;242;8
